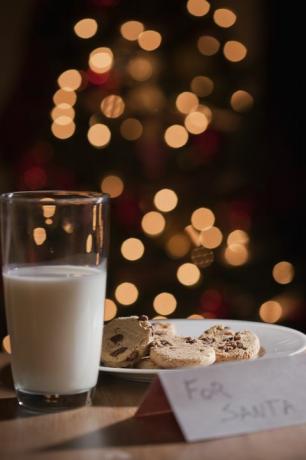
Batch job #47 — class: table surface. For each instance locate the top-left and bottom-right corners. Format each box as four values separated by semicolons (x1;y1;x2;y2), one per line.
1;353;306;460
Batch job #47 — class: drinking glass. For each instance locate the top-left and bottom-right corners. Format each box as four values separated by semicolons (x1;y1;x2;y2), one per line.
0;191;109;411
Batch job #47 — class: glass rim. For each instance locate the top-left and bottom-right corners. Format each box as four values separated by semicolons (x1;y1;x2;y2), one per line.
0;190;109;205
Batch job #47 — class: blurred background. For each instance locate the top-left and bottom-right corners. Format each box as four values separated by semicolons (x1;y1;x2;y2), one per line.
0;0;304;340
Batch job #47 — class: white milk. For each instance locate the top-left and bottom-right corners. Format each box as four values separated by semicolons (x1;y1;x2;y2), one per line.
3;265;106;394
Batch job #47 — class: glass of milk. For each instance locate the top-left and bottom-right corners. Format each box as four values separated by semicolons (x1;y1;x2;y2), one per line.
0;191;109;411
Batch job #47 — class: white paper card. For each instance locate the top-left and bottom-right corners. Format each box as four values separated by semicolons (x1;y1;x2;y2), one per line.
159;354;306;442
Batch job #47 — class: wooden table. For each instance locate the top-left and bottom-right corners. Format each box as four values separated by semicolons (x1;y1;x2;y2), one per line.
1;353;306;460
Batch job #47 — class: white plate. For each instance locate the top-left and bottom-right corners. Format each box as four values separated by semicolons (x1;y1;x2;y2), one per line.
99;319;306;382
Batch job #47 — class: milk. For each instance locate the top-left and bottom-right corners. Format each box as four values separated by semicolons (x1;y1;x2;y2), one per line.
3;265;106;395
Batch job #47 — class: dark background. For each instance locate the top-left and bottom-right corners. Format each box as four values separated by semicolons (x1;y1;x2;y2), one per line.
0;0;304;340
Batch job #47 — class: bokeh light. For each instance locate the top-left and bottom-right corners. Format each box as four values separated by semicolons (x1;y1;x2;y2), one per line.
101;175;124;198
62;220;74;234
197;104;213;123
213;8;237;28
87;123;111;148
33;227;46;246
176;92;199;114
191;207;215;231
153;292;177;315
177;263;201;286
51;120;76;139
40;198;56;218
120;20;144;41
120;118;143;140
188;314;204;319
223;41;247;62
89;47;113;74
57;69;82;91
121;238;145;261
166;233;191;259
272;261;294;285
86;234;93;253
2;335;11;354
115;282;139;305
197;35;220;56
104;299;117;321
227;229;249;245
74;18;98;39
224;244;249;266
259;300;282;323
164;125;189;148
200;226;223;249
186;0;210;17
100;95;125;118
184;111;208;134
138;30;162;51
190;76;214;97
51;104;75;121
53;89;77;106
154;188;178;212
230;90;254;112
128;57;153;81
141;211;166;236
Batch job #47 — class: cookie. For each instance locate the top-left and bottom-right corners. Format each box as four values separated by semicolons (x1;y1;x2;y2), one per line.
101;315;153;367
136;356;160;369
199;324;260;362
152;321;176;337
150;336;215;369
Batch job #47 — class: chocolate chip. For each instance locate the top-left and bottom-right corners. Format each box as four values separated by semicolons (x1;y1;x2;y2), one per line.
139;315;149;321
110;334;123;344
237;342;243;348
127;351;139;361
228;336;234;341
223;331;233;336
160;339;172;346
185;337;196;344
234;335;241;341
110;346;128;357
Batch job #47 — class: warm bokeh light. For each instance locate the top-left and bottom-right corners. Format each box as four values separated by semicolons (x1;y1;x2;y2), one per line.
89;47;113;74
100;95;125;118
121;238;145;261
272;261;294;285
259;300;282;323
2;335;11;354
141;211;166;236
51;120;76;139
227;229;249;245
120;118;143;140
166;233;191;259
87;123;111;148
57;69;82;91
40;198;56;218
164;125;189;148
190;76;214;97
153;292;177;315
101;175;124;198
186;0;210;17
115;282;139;305
138;30;162;51
224;244;249;266
230;90;254;112
128;57;153;81
62;220;74;234
74;18;98;39
223;41;247;62
197;35;220;56
154;188;178;212
104;299;117;321
188;314;204;319
213;8;237;28
176;91;199;114
200;226;223;249
86;234;93;253
184;111;208;134
120;20;144;41
198;104;213;123
191;208;215;231
177;263;201;286
53;89;77;106
33;227;46;246
51;104;75;121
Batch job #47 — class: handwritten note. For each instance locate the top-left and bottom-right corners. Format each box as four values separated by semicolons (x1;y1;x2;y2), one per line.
136;354;306;442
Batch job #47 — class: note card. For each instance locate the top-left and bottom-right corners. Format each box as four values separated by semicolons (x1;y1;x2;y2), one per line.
136;354;306;442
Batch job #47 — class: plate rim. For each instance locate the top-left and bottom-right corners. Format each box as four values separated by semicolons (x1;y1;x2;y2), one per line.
99;319;306;375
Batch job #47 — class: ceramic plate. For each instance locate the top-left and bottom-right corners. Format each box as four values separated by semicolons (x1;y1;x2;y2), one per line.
99;319;306;382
